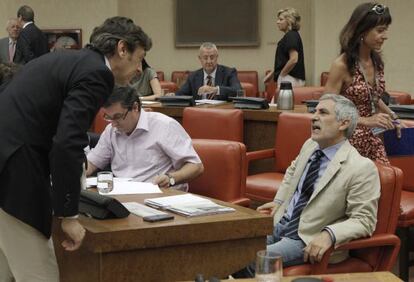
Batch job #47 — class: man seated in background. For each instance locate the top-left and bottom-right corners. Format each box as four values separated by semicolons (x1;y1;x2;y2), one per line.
175;42;242;100
87;86;204;190
234;94;380;277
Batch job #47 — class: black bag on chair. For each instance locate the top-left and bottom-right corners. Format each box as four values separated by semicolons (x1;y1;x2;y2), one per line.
79;190;130;219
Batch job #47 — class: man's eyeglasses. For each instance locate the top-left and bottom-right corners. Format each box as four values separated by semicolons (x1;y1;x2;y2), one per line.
103;109;130;122
371;4;386;15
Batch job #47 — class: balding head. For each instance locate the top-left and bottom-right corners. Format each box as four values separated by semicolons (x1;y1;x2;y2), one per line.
6;18;20;41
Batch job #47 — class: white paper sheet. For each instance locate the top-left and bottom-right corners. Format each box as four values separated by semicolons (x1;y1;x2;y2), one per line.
99;181;162;195
141;101;159;105
86;177;132;187
195;99;227;105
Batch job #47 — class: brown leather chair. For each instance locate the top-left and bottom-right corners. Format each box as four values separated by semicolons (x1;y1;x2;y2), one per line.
156;71;165;81
388;90;412;105
91;108;109;134
237;71;259;97
240;82;256;97
171;70;191;88
320;71;330;86
389;119;414;281
263;70;277;102
182;108;244;142
189;139;250;207
159;81;178;93
274;86;325;105
246;112;312;202
283;162;403;276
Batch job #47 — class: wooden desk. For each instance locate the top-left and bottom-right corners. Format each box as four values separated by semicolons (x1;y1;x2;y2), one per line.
53;190;273;282
147;102;308;174
219;271;402;281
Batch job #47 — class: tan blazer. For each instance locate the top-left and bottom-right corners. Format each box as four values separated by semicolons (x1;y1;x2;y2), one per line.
273;139;380;263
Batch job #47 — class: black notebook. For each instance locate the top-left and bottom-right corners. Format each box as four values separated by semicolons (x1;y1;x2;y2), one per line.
158;96;195;107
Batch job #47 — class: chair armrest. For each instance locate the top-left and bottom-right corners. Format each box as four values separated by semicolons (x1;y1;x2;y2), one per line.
284;246;334;275
231;198;251;207
286;234;401;276
246;149;275;166
336;234;400;251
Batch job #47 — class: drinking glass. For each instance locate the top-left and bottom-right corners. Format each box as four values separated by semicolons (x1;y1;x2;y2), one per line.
255;250;283;282
97;171;113;194
161;88;169;96
237;89;246;97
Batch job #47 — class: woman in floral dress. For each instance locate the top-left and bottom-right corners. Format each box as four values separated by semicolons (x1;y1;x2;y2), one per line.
325;2;402;165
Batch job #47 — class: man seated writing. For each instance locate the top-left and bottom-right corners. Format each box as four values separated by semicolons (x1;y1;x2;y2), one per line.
87;86;204;190
175;42;242;100
234;94;380;277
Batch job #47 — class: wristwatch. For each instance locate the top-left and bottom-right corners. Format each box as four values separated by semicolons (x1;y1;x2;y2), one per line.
167;174;176;187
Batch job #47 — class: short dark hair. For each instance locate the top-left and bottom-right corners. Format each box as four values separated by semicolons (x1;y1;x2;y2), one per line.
339;2;391;73
89;16;152;57
17;5;34;22
104;86;141;111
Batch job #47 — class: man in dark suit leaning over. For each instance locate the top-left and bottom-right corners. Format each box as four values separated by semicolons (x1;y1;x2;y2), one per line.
15;5;49;64
175;42;242;100
0;16;151;281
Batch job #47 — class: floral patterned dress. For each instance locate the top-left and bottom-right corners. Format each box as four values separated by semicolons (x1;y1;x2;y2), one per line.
341;63;390;165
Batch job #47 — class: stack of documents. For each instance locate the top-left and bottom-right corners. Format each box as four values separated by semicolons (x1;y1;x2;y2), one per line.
195;99;227;105
144;194;235;217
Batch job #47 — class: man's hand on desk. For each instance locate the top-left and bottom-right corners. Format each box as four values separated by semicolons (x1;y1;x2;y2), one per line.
153;174;171;188
61;218;86;251
197;85;218;99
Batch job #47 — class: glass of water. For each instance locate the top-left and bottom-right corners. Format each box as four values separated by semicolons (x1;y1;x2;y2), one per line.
236;89;246;97
97;171;113;194
255;250;283;282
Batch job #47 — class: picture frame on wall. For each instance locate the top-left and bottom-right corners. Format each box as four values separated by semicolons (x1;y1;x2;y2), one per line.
175;0;258;47
42;29;82;51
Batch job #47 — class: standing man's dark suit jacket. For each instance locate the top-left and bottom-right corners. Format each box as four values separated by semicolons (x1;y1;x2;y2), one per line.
15;22;48;64
0;48;114;238
0;37;11;63
175;64;242;100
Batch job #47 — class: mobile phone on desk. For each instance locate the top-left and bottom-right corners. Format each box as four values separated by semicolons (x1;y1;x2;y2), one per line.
143;214;174;222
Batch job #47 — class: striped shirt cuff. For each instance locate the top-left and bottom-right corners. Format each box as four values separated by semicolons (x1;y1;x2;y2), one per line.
323;227;336;244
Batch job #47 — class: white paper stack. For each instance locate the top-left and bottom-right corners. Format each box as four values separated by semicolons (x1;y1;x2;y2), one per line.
122;202;168;217
144;194;235;217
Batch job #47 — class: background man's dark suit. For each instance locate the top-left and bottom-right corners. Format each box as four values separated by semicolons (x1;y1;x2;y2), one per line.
15;22;48;64
0;48;114;238
0;37;11;63
175;64;241;100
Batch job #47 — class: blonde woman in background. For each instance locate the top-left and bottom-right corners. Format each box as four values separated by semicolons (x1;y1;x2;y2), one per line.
264;7;305;87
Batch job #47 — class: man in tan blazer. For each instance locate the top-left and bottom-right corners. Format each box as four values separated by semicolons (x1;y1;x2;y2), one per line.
234;94;380;278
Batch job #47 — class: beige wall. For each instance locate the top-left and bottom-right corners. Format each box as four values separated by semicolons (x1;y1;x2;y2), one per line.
0;0;413;94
